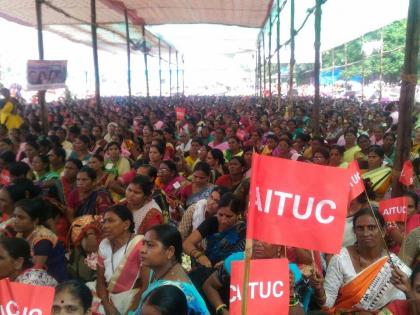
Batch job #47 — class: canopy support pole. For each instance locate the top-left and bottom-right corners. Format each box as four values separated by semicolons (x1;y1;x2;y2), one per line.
287;0;295;117
268;14;272;104
392;0;419;197
379;27;384;102
169;47;172;97
90;0;101;111
142;25;149;98
35;0;48;133
313;0;322;137
124;9;132;103
262;31;266;94
276;0;281;109
158;39;162;97
176;50;179;95
182;55;185;95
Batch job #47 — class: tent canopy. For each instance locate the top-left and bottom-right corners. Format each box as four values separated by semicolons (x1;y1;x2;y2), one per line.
0;0;274;56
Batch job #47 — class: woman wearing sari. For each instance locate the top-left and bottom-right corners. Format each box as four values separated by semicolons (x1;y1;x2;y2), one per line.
123;175;163;235
206;148;225;183
67;166;113;221
69;135;92;165
88;154;116;189
310;208;411;314
354;134;370;166
329;145;348;168
94;205;149;315
32;155;60;194
132;224;209;315
180;162;214;209
215;156;246;192
104;141;131;178
0;237;57;287
13;198;69;282
343;130;360;163
361;145;392;199
381;264;420;315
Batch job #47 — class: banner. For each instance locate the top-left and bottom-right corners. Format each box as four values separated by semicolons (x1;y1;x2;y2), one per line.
27;60;67;91
175;107;186;121
399;160;414;186
230;259;289;315
0;278;54;315
247;154;350;254
379;197;408;222
348;161;365;200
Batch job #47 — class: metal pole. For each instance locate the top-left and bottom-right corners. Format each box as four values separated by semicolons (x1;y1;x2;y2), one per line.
176;50;179;95
158;39;162;97
379;27;384;102
142;25;149;98
392;0;419;197
361;35;365;101
331;47;335;97
313;0;322;137
182;54;185;95
124;9;132;103
287;0;295;117
258;35;262;97
276;0;281;109
90;0;101;111
262;31;266;94
35;0;48;133
169;47;172;97
268;14;272;103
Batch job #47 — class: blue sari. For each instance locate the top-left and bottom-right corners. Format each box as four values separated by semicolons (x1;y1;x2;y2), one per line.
206;221;246;265
132;279;210;315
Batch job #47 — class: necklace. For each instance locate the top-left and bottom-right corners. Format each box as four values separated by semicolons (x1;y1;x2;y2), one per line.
111;233;132;273
152;261;178;282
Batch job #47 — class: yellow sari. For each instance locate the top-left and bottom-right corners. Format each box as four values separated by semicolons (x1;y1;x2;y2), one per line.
362;166;392;199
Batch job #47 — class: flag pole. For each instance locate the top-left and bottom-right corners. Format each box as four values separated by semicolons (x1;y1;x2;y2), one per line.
241;238;252;315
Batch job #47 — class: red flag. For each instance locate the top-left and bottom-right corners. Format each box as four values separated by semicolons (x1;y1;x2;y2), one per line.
230;259;289;315
247;154;350;254
399;160;414;186
379;197;409;222
0;278;55;315
175;107;186;121
348;161;365;200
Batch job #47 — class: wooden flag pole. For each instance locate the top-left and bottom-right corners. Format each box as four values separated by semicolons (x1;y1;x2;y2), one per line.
241;238;253;315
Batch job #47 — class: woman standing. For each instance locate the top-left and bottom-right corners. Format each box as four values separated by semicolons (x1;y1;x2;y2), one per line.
0;237;57;286
133;224;209;315
124;175;163;235
13;198;69;282
95;205;149;315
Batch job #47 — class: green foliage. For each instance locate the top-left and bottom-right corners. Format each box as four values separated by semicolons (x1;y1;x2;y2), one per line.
320;19;412;83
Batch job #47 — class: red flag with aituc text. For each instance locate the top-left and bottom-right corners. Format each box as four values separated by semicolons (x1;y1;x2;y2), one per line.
399;160;414;186
379;197;409;222
348;160;365;200
247;154;350;254
0;278;55;315
230;259;289;315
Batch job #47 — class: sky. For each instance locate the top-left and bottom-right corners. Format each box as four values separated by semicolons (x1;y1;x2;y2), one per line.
0;0;410;97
